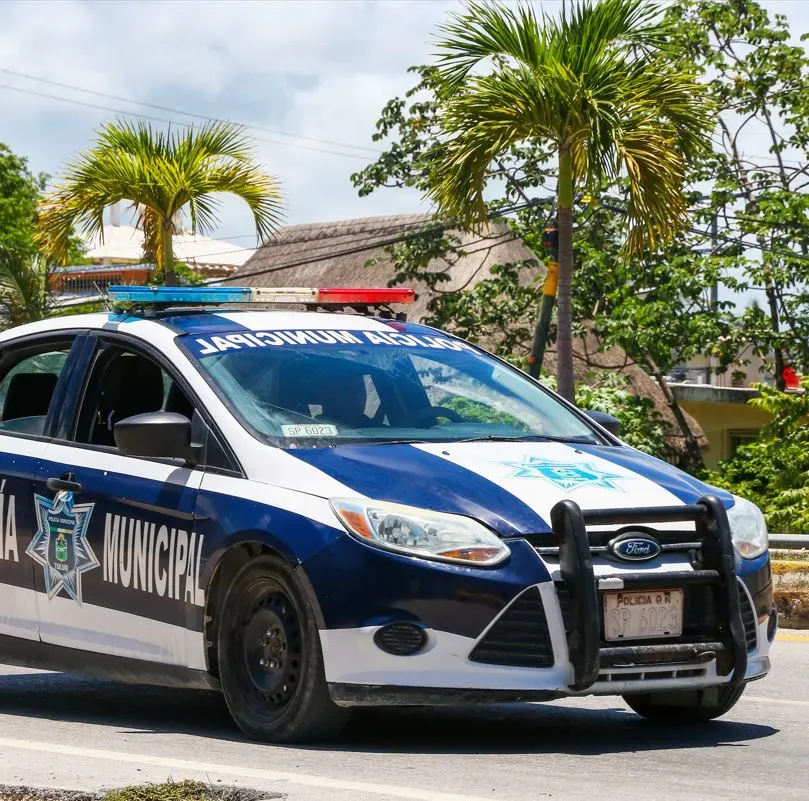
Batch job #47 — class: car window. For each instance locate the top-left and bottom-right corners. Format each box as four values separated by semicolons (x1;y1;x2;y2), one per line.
183;329;600;448
0;347;71;436
75;346;197;449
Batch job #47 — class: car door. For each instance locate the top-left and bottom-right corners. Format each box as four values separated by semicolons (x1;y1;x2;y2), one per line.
34;335;207;669
0;333;87;645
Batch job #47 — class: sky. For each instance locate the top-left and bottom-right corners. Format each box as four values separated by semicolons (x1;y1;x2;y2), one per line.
1;0;808;254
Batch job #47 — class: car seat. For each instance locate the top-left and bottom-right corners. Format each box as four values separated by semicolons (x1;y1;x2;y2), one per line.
92;354;164;447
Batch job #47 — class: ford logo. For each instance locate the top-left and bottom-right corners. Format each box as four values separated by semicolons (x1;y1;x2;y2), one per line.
609;533;661;562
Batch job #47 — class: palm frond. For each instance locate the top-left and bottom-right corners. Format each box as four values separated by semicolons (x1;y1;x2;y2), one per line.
0;249;52;326
35;118;284;269
427;0;712;248
435;0;544;90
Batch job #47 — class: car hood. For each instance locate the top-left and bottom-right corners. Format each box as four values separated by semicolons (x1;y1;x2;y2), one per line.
285;441;732;537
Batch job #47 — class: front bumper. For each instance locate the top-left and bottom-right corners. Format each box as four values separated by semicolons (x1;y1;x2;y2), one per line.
317;495;775;706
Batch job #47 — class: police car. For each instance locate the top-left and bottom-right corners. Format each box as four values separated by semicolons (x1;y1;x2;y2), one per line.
0;285;774;742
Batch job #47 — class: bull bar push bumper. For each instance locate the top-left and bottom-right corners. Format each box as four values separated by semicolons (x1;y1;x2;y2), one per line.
551;494;748;691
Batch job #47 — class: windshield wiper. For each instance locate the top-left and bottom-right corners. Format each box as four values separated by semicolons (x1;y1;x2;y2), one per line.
453;434;598;444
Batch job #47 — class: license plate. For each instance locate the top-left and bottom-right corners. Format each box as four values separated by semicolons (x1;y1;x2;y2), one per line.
603;589;684;642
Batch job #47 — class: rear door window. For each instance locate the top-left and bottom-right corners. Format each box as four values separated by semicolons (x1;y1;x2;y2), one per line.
0;347;71;436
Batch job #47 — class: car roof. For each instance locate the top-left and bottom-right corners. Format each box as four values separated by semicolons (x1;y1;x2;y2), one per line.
0;309;443;344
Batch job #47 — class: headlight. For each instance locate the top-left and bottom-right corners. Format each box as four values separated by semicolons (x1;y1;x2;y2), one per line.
727;495;768;559
330;498;510;566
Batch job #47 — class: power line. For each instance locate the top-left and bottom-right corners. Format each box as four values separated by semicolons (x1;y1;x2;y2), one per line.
224;199;550;282
169;216;442;261
601;198;809;266
0;67;383;157
0;82;373;162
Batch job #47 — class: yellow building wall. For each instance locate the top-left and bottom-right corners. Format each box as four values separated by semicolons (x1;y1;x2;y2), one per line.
679;400;772;470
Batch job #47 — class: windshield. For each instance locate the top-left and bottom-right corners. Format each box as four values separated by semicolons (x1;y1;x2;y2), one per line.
183;326;601;448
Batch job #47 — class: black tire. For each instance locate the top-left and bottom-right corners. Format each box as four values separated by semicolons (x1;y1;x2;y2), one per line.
623;682;746;723
217;553;349;742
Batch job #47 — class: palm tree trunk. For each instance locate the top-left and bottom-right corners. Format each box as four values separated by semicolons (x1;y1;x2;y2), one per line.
556;148;575;402
161;220;177;286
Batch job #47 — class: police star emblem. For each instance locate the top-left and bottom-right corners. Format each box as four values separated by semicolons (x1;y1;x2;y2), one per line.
502;456;626;492
27;491;98;603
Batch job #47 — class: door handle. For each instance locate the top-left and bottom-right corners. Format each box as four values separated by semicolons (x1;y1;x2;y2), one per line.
46;473;83;494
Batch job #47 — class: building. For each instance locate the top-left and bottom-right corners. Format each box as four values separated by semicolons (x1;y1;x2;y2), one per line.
49;204;255;306
223;212;708;461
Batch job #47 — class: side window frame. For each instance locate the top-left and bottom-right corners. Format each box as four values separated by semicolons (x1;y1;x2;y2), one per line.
65;332;242;476
0;331;90;442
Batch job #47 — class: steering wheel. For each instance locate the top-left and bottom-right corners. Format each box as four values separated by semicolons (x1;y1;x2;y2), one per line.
407;406;464;427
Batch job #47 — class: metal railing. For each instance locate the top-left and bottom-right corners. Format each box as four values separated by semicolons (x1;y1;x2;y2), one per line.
770;534;809;550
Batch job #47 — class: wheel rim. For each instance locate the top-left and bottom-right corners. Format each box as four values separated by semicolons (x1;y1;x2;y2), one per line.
241;590;302;708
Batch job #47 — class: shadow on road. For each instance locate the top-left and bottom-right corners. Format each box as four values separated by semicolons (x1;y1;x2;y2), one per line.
0;669;778;756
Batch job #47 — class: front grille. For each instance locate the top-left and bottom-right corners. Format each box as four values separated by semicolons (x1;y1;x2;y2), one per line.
533;527;700;559
598;666;707;683
469;587;554;668
738;583;758;652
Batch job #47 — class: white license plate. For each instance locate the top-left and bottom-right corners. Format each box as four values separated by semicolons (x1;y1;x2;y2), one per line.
603;589;684;642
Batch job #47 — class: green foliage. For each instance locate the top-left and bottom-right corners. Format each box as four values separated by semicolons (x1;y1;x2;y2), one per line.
0;143;46;259
709;380;809;533
664;0;809;381
35;119;284;282
571;194;746;378
104;781;212;801
426;0;713;250
440;395;529;431
0;250;52;327
374;229;543;367
543;372;672;460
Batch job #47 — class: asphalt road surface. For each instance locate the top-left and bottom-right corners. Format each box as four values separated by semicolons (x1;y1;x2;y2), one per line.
0;633;806;801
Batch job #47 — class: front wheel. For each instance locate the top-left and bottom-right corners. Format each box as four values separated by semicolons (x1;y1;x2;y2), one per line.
217;554;349;742
623;683;746;723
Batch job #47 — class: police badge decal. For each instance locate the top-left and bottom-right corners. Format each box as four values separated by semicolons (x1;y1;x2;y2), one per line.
28;491;99;603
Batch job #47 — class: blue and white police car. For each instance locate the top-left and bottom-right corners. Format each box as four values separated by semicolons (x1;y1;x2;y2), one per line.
0;285;774;742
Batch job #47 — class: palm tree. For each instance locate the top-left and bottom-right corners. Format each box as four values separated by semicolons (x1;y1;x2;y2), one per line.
35;120;283;286
427;0;712;401
0;248;52;328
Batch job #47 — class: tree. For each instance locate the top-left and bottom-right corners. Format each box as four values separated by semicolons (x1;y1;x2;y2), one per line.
0;142;46;259
422;0;712;401
353;67;722;470
665;0;809;387
709;379;809;533
0;250;52;327
570;191;747;469
35;120;284;286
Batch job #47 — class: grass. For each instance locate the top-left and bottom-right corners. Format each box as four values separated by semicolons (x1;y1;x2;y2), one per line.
105;783;214;801
0;782;279;801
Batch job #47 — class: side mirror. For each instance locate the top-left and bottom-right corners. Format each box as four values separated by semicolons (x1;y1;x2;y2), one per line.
114;411;204;462
582;409;621;437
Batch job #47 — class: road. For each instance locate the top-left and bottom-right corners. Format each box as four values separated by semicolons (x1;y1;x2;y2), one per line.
0;634;806;801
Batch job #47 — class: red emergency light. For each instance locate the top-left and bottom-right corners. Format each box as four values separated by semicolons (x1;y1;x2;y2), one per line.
314;287;415;305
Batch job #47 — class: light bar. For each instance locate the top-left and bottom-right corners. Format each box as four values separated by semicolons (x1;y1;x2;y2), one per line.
107;285;415;305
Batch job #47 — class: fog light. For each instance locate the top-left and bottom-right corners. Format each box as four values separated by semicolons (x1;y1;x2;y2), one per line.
373;622;428;656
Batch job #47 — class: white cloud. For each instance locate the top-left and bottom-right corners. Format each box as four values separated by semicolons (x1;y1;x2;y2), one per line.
0;0;453;243
1;0;808;249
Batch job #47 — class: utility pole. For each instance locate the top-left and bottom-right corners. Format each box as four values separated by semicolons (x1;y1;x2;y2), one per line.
528;225;559;379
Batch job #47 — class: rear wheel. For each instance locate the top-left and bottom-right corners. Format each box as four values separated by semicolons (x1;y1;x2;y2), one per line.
623;683;746;723
217;554;349;742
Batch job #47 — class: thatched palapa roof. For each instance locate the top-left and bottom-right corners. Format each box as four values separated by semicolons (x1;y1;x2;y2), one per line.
225;213;705;455
222;213;538;321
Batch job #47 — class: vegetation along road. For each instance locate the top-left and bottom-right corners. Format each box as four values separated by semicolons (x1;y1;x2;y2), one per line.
0;634;805;801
